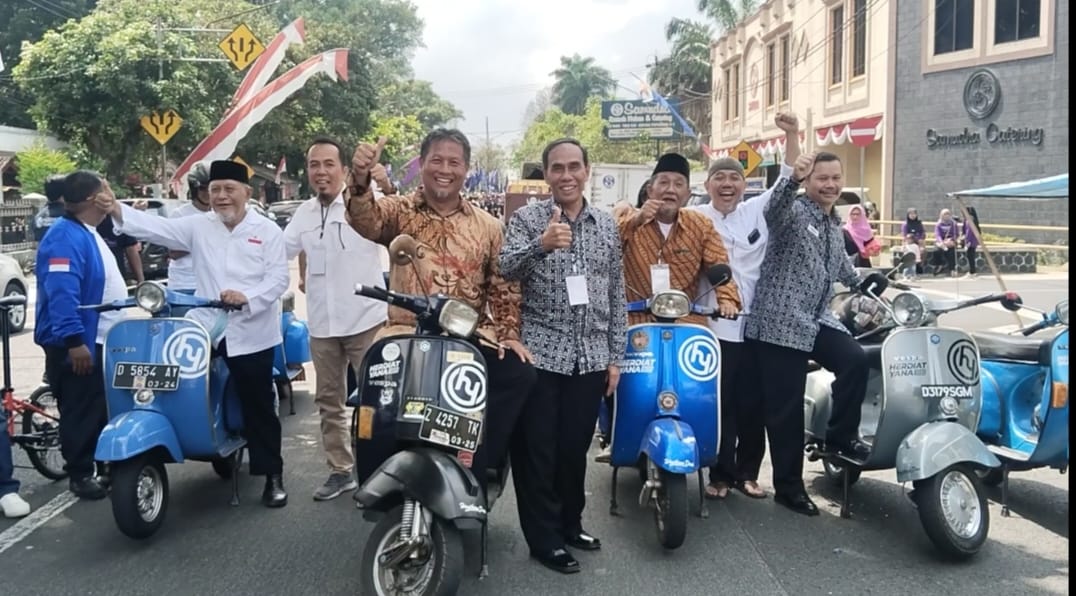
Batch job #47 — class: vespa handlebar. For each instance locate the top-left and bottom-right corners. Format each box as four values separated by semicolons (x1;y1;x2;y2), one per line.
354;284;430;315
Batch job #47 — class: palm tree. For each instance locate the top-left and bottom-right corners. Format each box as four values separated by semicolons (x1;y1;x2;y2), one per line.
648;19;714;149
697;0;759;32
550;54;616;116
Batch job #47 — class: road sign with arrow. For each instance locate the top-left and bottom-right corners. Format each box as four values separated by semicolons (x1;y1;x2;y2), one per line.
140;110;183;145
218;23;265;70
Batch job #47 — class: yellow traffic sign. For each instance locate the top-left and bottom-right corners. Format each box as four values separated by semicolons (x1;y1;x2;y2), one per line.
140;110;183;145
231;156;255;180
732;140;763;177
218;23;265;70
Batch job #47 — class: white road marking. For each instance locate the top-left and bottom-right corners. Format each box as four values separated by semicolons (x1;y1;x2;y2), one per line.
0;491;78;555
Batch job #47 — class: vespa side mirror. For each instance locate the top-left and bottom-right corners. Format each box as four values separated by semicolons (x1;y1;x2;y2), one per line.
1055;300;1069;325
1000;292;1024;312
706;264;733;287
388;234;419;267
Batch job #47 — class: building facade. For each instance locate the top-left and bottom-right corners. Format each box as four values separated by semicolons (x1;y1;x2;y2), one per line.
709;0;895;219
891;0;1067;244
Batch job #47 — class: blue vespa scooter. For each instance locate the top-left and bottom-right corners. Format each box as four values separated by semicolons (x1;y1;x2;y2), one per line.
88;281;245;539
273;290;311;415
973;299;1068;515
606;264;732;550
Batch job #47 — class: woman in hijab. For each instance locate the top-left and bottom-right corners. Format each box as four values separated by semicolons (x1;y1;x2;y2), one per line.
933;208;960;276
901;207;926;275
963;206;981;278
841;205;879;268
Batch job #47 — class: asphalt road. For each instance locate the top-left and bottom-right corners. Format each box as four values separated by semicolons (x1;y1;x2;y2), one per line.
1;266;1068;595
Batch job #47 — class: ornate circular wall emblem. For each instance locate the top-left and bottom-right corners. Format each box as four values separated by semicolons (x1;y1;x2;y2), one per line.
963;69;1001;120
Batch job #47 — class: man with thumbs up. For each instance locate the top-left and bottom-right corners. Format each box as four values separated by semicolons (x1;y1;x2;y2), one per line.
500;138;627;574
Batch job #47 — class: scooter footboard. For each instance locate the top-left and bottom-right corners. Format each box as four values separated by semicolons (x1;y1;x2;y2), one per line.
354;448;487;528
641;419;699;474
94;410;184;463
896;421;1000;483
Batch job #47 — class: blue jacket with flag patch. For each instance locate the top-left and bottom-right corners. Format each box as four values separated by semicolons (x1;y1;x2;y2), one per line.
34;215;106;350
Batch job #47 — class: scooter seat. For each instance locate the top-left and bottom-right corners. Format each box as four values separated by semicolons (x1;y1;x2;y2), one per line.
807;344;882;373
971;332;1052;366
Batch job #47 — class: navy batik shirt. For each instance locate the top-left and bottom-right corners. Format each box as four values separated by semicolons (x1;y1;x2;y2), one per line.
745;178;861;352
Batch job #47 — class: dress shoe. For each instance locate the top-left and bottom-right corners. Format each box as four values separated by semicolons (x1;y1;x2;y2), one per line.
829;438;871;460
95;462;112;489
262;474;288;508
69;476;108;500
531;548;580;574
565;530;602;551
774;492;819;517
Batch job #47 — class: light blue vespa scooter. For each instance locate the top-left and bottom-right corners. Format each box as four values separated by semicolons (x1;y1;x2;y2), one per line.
273;291;311;415
606;264;732;550
973;299;1068;515
88;281;244;539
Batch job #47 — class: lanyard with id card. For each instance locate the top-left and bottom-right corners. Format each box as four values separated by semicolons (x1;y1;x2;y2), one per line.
565;241;589;306
650;263;671;293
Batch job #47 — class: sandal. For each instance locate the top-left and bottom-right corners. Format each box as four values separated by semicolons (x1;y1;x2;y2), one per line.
704;481;730;500
735;480;767;499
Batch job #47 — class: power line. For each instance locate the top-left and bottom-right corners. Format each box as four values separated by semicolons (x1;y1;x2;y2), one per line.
19;0;73;21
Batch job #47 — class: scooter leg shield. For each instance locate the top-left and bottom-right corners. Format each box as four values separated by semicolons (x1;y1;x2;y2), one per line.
896;421;1000;483
640;419;699;474
355;448;487;528
94;410;184;464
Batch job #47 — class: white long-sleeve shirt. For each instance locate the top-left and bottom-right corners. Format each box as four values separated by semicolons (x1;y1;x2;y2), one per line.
166;201;207;291
283;193;387;338
114;203;289;356
690;161;794;342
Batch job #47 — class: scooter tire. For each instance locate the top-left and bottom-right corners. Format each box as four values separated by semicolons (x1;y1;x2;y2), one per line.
211;458;233;480
976;468;1004;487
822;460;862;487
360;505;464;596
112;453;169;540
914;464;989;560
654;470;688;550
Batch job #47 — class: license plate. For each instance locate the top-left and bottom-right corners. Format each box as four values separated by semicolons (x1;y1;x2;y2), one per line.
418;405;482;453
113;362;181;391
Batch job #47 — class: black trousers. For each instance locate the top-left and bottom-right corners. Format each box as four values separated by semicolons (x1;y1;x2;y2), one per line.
471;345;535;486
933;246;957;274
44;345;108;480
967;246;978;274
511;367;605;553
748;326;867;496
709;340;766;485
219;341;282;476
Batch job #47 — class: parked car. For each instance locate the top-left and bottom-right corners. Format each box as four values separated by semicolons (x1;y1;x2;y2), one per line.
118;199;186;282
0;253;30;333
267;200;305;230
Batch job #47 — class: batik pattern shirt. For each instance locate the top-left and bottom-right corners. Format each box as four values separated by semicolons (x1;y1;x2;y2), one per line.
346;184;521;343
745;178;860;352
499;199;627;375
616;208;741;326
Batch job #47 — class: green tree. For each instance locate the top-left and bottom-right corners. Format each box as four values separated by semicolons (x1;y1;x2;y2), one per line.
550;55;616;116
14;142;77;195
0;0;98;127
513;98;655;167
648;18;714;154
368;114;425;171
376;80;462;130
697;0;759;31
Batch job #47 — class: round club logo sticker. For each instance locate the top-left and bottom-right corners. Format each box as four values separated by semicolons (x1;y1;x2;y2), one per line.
947;339;979;386
677;336;719;381
163;327;210;379
439;361;487;413
381;342;401;361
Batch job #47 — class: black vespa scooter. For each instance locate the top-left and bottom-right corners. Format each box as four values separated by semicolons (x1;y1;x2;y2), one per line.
349;234;508;596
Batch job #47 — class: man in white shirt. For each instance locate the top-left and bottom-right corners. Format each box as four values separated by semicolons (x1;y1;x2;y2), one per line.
690;112;800;500
285;137;387;501
101;161;292;508
167;161;213;294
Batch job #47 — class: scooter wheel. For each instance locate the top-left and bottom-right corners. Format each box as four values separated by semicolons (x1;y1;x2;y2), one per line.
111;452;169;540
361;505;464;596
914;464;989;559
976;468;1004;487
654;471;688;550
823;460;862;487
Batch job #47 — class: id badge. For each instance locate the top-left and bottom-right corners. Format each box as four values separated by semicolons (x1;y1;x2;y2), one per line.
308;247;327;275
566;275;589;306
650;264;671;293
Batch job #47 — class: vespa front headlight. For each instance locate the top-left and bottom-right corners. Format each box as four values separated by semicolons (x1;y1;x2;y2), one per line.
438;299;480;338
135;281;167;314
891;292;927;327
1057;300;1069;326
649;290;690;319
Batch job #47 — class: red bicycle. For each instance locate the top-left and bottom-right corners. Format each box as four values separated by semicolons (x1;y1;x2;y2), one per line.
1;294;65;480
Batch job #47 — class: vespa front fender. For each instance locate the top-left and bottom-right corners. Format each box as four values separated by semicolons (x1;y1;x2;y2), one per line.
354;448;486;528
94;410;183;464
896;421;1000;483
641;418;699;474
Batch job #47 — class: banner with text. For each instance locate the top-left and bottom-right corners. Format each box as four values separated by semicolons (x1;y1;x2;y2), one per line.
601;98;689;141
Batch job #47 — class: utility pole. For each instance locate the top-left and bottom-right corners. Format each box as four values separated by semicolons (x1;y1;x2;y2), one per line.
156;16;166;195
484;116;491;193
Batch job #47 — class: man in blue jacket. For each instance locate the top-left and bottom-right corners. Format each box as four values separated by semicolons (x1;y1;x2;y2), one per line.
34;170;116;500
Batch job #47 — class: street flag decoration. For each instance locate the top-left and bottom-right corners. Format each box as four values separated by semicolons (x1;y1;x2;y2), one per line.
171;19;348;195
638;79;697;139
274;156;286;184
399;155;421;188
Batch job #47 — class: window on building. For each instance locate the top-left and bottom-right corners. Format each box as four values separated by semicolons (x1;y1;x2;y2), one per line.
995;0;1041;43
723;67;732;121
780;34;790;102
935;0;975;54
852;0;867;77
766;42;777;106
830;6;844;85
724;64;740;121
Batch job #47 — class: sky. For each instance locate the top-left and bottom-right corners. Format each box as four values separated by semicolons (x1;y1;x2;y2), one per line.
409;0;700;148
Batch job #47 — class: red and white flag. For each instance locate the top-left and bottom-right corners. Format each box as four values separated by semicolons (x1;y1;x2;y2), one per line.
48;257;71;273
275;156;286;185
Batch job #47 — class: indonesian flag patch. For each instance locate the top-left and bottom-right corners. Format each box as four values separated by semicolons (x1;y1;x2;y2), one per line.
48;257;71;273
247;237;262;245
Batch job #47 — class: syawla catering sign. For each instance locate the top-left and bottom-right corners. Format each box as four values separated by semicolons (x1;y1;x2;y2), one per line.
602;99;687;141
